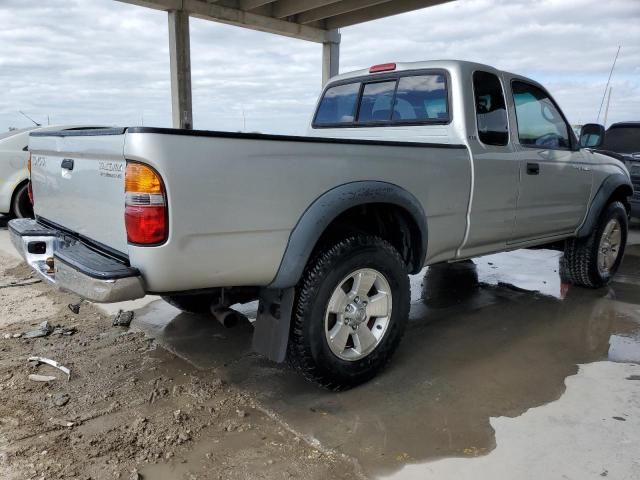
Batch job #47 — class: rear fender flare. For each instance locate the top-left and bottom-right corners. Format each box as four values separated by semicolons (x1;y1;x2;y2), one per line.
269;181;428;289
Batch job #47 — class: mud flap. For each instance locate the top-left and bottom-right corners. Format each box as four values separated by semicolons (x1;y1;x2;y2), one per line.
252;287;295;363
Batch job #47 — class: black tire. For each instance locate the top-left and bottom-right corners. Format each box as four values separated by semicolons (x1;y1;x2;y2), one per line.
288;235;410;390
161;294;212;314
11;182;34;218
562;201;627;288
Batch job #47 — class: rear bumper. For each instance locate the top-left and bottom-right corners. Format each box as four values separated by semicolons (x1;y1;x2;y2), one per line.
8;218;145;303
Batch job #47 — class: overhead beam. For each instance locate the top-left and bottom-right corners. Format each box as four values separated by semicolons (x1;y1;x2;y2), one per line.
168;9;193;129
115;0;181;9
116;0;332;42
297;0;392;24
239;0;277;10
272;0;342;19
183;0;332;42
326;0;450;28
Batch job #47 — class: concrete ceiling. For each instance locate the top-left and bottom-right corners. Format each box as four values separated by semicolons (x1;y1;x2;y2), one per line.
116;0;454;43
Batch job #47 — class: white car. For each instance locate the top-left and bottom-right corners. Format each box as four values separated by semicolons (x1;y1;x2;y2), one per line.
0;125;106;217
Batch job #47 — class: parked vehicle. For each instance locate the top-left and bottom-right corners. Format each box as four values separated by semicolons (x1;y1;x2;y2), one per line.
580;122;640;217
10;60;633;389
0;127;36;218
0;125;106;218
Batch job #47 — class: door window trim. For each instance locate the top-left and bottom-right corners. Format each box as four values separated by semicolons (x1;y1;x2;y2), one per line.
509;79;578;151
472;69;510;148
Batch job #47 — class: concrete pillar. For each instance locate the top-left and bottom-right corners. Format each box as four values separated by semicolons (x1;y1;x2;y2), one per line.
322;29;341;86
168;10;193;129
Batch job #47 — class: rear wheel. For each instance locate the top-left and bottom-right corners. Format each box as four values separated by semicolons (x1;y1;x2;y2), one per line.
562;201;627;288
11;182;34;218
288;235;410;390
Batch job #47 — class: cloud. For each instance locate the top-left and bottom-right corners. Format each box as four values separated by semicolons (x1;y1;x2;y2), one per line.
1;0;639;133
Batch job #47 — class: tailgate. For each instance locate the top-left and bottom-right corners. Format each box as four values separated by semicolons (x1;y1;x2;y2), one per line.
29;128;128;253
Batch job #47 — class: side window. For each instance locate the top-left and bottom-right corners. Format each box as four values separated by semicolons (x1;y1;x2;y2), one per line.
314;82;361;125
512;81;570;149
357;81;396;122
473;71;508;146
393;74;448;122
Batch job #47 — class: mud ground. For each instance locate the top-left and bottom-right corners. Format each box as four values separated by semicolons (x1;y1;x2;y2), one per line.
0;218;639;479
0;251;362;479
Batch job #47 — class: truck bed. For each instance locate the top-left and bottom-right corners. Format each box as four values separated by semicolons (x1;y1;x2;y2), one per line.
28;127;471;293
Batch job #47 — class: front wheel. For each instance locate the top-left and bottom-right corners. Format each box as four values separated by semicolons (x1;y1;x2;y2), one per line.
562;201;628;288
288;235;410;390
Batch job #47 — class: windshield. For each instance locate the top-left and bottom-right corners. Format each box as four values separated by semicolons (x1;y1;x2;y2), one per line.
602;126;640;154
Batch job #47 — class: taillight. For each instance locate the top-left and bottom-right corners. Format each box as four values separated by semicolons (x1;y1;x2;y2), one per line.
27;152;33;205
124;162;167;245
369;63;396;73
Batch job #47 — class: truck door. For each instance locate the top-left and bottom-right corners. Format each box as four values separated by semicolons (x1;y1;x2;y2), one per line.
459;70;519;258
508;80;592;243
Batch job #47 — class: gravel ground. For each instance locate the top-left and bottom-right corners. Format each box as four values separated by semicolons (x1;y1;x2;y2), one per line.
0;252;363;480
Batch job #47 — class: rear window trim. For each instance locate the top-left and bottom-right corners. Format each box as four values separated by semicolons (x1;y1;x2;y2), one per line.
312;68;453;129
354;79;399;124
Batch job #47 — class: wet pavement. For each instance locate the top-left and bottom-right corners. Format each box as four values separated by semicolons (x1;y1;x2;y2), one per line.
1;216;639;478
131;246;640;478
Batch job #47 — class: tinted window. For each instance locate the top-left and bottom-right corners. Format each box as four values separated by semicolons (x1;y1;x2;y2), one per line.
393;74;448;122
602;127;640;154
473;71;508;146
357;81;396;122
512;81;570;149
314;82;360;125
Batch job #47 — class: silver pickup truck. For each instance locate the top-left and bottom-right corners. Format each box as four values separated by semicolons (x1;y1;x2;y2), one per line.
9;60;632;389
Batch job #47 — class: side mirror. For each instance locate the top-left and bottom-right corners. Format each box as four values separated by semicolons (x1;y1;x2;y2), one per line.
579;123;605;148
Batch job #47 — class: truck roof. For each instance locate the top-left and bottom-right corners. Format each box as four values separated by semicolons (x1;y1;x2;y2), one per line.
329;59;527;85
608;122;640;130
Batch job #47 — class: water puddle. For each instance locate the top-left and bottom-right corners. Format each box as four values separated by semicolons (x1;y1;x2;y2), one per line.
132;248;640;478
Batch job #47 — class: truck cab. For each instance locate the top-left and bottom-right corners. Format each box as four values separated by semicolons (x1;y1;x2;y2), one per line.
309;60;598;257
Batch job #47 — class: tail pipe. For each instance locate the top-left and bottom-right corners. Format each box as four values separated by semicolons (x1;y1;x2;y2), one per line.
210;304;245;328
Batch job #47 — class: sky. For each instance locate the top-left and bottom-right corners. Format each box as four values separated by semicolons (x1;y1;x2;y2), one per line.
0;0;639;134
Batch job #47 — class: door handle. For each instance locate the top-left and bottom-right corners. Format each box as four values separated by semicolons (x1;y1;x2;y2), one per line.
526;162;540;175
61;158;74;171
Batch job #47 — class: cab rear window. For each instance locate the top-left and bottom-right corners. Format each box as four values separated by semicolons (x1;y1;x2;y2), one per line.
313;71;449;128
314;82;361;125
